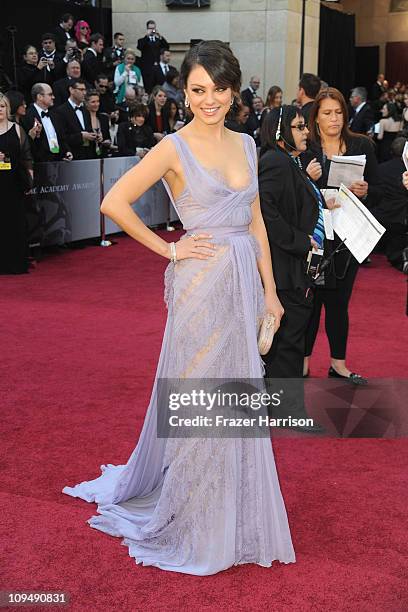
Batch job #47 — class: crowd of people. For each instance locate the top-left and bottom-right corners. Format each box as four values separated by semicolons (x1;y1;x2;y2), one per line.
2;13;187;167
0;14;407;282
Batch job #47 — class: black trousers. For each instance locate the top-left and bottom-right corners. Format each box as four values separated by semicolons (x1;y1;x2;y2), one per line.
264;288;313;378
304;255;360;360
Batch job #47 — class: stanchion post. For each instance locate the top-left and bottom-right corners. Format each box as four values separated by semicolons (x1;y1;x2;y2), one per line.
99;157;112;247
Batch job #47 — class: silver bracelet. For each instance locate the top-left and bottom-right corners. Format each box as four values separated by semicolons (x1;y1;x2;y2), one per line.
169;241;177;263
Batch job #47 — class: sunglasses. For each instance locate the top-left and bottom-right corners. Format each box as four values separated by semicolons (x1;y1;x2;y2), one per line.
290;123;307;131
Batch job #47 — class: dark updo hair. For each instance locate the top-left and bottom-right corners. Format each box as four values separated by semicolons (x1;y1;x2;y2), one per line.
260;104;305;155
85;89;100;102
383;101;401;122
179;40;241;96
129;103;148;119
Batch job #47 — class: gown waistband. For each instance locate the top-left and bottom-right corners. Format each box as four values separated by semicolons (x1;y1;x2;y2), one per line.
186;226;249;237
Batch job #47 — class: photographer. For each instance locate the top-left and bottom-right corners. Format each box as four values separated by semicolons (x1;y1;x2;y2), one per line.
17;46;48;103
54;39;82;80
137;19;169;93
38;33;63;84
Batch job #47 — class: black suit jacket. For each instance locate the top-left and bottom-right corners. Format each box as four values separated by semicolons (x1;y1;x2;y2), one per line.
82;49;104;85
53;76;75;107
349;103;374;135
38;50;64;84
246;111;262;145
259;147;319;290
137;36;169;68
371;82;385;102
103;46;125;78
56;101;93;159
54;25;73;53
240;88;257;109
117;122;156;156
151;63;176;87
17;63;45;103
22;104;69;162
373;158;408;227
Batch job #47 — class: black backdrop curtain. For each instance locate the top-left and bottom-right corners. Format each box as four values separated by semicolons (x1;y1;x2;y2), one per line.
318;4;355;97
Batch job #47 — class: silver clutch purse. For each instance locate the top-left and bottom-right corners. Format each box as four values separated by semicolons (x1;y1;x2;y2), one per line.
257;313;276;355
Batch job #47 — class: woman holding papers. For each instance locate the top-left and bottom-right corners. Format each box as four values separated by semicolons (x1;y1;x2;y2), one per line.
303;87;380;385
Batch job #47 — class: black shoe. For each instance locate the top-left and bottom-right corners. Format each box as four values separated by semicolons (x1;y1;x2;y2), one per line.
303;370;309;378
328;366;368;385
290;422;326;434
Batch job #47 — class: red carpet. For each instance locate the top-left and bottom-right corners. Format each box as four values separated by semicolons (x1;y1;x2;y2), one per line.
1;234;407;612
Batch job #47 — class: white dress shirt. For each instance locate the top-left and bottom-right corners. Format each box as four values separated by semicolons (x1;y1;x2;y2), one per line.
68;98;85;130
34;103;59;151
160;62;169;75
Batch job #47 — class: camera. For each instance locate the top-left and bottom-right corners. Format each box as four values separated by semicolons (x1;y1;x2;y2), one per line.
67;47;82;61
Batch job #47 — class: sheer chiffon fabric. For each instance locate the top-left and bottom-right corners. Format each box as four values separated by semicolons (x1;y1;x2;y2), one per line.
62;131;296;575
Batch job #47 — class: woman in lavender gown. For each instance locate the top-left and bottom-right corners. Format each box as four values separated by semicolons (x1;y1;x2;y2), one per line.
63;41;296;576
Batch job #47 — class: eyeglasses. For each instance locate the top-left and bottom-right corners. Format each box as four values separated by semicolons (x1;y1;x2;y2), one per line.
80;26;89;30
74;87;87;92
98;85;108;89
290;123;307;131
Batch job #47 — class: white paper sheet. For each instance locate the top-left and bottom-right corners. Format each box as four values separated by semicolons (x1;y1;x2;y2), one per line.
402;141;408;171
327;155;366;188
332;184;385;263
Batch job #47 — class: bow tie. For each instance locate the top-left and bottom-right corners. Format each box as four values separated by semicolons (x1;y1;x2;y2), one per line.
41;111;49;118
75;106;82;112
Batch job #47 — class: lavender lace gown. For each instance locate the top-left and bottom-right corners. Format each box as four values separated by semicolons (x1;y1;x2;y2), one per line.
62;131;296;575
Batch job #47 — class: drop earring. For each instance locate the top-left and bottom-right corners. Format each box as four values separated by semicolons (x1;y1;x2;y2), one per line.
184;98;190;108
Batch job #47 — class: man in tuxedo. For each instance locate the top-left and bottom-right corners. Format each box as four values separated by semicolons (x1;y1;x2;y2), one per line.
56;79;97;159
82;34;105;85
151;49;175;87
54;13;74;53
39;33;64;85
22;82;72;162
137;20;169;93
94;74;117;116
103;32;126;81
371;73;386;101
349;87;375;135
296;73;321;125
53;60;83;107
246;96;264;146
240;76;261;109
